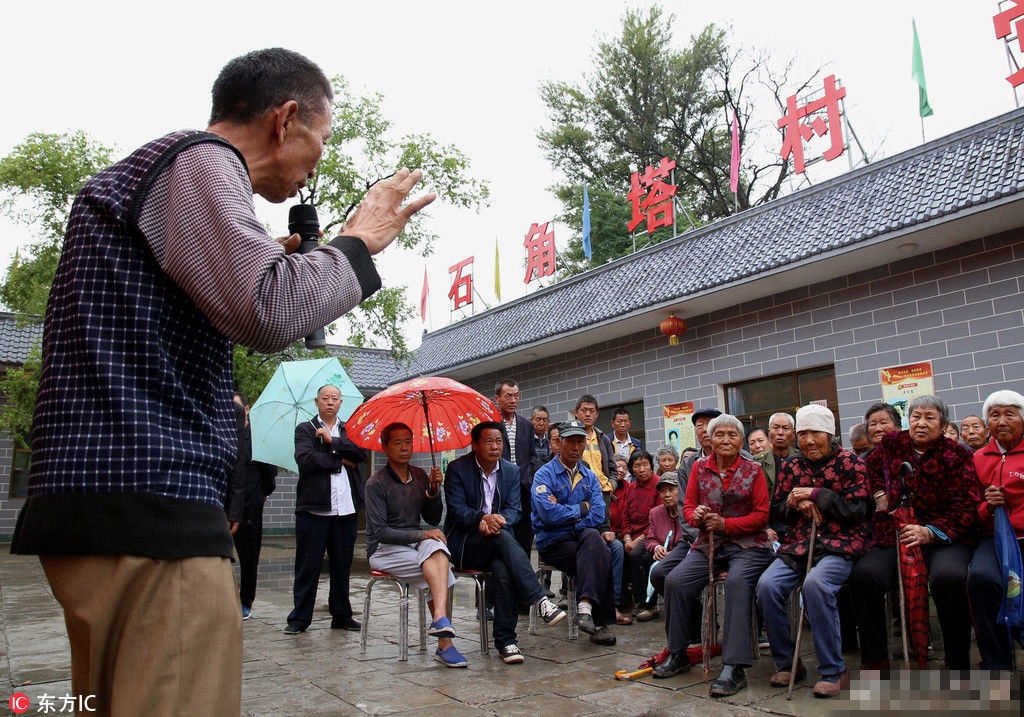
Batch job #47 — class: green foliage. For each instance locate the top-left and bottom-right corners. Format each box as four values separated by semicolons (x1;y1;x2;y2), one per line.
301;75;490;357
0;344;41;449
539;6;810;277
232;341;338;405
0;131;114;315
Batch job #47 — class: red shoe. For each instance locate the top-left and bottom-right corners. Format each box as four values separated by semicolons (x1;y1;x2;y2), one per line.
769;659;806;687
813;670;850;698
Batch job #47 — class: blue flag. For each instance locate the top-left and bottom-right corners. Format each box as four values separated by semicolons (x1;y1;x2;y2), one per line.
582;184;592;262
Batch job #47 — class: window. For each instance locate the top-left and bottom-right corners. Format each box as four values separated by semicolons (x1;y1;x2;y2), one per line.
9;448;30;499
594;399;645;446
725;366;838;434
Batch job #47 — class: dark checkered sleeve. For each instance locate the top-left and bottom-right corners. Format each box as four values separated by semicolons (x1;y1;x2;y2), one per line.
137;142;380;353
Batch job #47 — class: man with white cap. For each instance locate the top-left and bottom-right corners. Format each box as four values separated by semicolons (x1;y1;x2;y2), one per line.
755;403;872;698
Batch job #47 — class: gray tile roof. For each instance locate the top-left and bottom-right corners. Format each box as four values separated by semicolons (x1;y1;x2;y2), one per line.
329;346;404;394
407;107;1024;377
0;313;42;365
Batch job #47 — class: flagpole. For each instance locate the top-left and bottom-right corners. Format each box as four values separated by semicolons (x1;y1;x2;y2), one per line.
920;116;925;145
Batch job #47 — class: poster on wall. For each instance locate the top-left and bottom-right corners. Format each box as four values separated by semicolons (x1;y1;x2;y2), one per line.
880;361;935;429
663;402;695;456
440;450;457;473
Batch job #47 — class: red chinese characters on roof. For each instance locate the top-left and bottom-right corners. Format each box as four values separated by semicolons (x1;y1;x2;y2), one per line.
523;222;556;284
627;157;678;235
447;256;474;310
995;0;1024;87
777;74;847;174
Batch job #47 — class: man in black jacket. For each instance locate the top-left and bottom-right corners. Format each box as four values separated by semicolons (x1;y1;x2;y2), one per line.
285;384;368;634
494;379;536;559
231;391;278;620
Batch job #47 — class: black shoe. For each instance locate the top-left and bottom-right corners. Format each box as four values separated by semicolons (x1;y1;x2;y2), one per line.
589;625;616;646
652;651;692;678
283;623;305;635
331;617;361;631
710;665;747;697
575;612;598;635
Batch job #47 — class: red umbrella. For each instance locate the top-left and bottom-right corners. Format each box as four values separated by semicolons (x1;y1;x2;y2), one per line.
892;461;929;669
345;376;500;465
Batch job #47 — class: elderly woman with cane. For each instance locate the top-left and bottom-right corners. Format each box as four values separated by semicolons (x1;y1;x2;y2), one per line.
967;389;1024;670
650;414;771;697
849;394;981;671
755;404;871;698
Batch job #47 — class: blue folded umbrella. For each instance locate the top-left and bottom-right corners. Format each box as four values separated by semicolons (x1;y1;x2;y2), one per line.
993;505;1024;647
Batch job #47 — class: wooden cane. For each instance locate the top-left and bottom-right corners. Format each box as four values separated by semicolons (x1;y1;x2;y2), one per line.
704;530;715;683
787;518;817;701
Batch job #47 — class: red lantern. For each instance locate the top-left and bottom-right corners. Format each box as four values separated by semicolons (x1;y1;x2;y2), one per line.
660;314;686;346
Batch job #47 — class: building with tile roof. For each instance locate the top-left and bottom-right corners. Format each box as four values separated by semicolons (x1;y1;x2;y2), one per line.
0;107;1021;538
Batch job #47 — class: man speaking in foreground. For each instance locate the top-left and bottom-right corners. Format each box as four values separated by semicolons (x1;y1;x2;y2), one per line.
11;47;434;715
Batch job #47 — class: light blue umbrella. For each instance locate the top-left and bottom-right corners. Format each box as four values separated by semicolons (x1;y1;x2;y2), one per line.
249;357;363;472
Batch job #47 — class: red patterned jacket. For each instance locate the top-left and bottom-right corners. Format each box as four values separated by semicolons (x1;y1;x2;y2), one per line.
772;445;872;568
684;454;769;555
866;430;981;548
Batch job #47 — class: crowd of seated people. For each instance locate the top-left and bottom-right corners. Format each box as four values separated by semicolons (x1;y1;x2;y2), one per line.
353;385;1022;694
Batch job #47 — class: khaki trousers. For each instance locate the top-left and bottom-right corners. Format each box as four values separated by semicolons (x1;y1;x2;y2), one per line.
41;555;242;717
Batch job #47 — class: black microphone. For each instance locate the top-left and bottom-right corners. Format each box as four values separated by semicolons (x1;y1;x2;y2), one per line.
288;204;327;349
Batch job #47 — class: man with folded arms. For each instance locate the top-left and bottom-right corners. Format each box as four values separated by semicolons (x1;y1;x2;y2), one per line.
532;420;618;646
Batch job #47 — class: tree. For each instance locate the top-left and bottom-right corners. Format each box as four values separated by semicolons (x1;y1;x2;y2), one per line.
232;342;339;406
0;345;40;449
0;132;114;315
302;75;490;356
538;6;823;277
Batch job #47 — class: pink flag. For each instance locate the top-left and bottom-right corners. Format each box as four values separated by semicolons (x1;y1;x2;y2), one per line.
420;266;429;322
729;111;740;194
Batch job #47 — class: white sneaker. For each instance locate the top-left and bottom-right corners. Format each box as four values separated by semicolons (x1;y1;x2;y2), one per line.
499;643;525;664
538;598;566;625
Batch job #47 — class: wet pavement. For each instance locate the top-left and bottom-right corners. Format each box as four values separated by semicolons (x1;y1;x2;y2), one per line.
0;536;1019;716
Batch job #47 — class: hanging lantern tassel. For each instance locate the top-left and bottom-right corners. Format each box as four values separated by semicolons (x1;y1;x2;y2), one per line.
660;314;687;346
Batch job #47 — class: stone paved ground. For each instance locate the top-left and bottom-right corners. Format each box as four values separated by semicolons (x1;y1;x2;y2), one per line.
0;537;1019;716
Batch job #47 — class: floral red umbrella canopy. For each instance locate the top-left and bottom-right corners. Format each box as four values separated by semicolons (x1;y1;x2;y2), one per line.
345;376;500;463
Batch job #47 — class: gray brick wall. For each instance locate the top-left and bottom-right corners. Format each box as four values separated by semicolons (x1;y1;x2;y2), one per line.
2;228;1022;538
462;228;1024;458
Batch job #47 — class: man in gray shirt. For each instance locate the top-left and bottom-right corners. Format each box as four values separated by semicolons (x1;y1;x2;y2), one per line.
364;422;466;667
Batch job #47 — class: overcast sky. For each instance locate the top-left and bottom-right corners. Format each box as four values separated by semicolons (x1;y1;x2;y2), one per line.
0;1;1015;347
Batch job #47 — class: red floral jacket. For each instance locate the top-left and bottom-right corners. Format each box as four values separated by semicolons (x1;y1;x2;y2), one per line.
865;430;981;548
772;445;872;567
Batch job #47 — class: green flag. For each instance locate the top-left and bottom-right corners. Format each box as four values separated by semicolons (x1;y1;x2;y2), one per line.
912;20;934;118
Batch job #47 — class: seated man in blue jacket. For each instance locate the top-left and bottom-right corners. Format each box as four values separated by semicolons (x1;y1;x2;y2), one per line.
532;420;617;645
444;421;566;664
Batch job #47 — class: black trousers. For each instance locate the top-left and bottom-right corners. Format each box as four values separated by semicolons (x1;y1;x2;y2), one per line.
538;528;616;627
287;512;357;628
850;543;972;670
512;484;535;560
232;506;264;608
